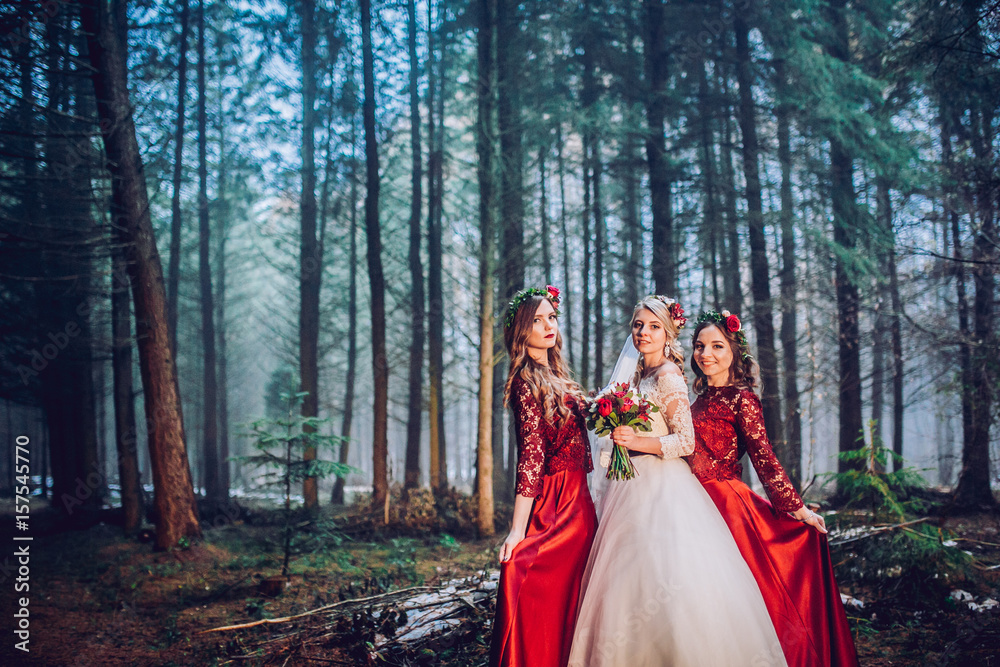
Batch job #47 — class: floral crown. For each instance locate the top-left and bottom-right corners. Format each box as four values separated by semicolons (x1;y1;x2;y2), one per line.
646;295;687;329
696;310;752;361
504;285;561;329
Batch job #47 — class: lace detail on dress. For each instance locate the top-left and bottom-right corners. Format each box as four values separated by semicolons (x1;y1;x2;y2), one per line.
640;371;696;460
688;387;803;513
510;377;594;499
737;390;804;513
512;378;545;498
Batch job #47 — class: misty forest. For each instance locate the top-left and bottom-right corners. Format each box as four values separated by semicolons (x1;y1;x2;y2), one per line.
0;0;998;664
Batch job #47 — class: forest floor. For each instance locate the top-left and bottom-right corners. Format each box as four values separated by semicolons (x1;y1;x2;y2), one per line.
0;495;997;667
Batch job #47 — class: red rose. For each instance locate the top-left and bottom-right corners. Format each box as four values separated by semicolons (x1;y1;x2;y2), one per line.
546;285;560;302
622;398;634;412
726;314;741;332
597;397;613;417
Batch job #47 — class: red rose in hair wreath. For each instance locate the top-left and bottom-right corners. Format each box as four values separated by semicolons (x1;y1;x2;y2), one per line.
546;285;560;303
668;302;687;328
726;314;741;333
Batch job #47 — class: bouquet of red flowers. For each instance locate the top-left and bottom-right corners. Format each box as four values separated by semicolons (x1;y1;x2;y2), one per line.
585;382;659;481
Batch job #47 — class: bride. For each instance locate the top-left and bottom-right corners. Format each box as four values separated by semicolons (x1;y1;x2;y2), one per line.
568;296;786;667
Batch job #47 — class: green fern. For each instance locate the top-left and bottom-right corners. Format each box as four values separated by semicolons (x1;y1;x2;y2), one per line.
822;420;931;522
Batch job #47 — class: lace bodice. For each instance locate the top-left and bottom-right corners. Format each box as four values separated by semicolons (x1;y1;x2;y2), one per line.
510;377;593;498
688;386;804;513
636;370;696;459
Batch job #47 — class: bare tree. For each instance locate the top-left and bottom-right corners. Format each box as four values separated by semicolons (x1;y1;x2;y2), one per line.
404;0;425;494
361;0;389;509
81;0;202;549
475;0;499;537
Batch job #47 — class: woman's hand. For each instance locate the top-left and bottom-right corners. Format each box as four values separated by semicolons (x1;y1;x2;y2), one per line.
792;506;827;533
611;425;637;450
498;529;526;563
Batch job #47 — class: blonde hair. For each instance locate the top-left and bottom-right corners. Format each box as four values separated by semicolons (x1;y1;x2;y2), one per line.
503;295;584;426
631;296;685;385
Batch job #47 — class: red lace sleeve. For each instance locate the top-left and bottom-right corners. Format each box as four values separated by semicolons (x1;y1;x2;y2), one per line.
736;390;804;514
512;379;546;498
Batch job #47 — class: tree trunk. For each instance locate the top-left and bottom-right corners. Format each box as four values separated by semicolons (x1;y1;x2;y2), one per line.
81;0;202;550
776;58;801;487
871;178;891;461
300;0;322;510
697;57;721;310
475;0;498;537
540;144;552;285
361;0;389;510
888;228;904;466
40;12;92;515
623;122;643;313
111;229;143;534
581;132;592;385
333;76;360;505
592;140;606;389
493;0;524;503
827;0;863;472
941;111;973;486
954;53;996;508
404;0;425;494
556;123;574;368
622;31;643;316
735;13;784;451
216;63;230;499
719;72;743;314
426;0;448;495
196;0;219;506
642;0;675;295
167;0;190;358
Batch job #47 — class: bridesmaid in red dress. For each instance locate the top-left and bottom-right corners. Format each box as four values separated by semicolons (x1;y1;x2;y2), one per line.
489;286;597;667
687;310;859;667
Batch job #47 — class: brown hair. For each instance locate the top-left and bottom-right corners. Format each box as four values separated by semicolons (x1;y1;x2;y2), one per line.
502;295;583;426
631;296;685;384
690;320;759;394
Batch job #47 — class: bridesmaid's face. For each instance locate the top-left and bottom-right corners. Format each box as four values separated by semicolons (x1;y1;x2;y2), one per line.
693;324;734;386
631;308;667;356
525;298;558;354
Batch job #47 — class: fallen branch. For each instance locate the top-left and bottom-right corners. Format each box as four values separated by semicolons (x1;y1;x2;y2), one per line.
828;517;931;546
210;572;500;665
199;585;435;634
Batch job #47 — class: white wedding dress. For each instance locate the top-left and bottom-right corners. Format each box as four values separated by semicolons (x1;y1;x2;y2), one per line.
568;368;787;667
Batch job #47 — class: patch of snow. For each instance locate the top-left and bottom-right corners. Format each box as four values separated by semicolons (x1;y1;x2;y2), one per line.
950;590;974;602
841;594;864;609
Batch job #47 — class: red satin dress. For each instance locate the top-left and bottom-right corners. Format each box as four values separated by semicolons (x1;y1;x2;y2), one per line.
688;386;859;667
489;377;597;667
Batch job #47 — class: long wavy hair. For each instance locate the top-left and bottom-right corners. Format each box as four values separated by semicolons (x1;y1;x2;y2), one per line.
631;296;685;385
690;320;759;394
503;295;583;426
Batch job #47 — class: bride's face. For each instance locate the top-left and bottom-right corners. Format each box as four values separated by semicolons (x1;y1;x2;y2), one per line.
693;324;734;385
631;308;667;357
525;298;558;355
